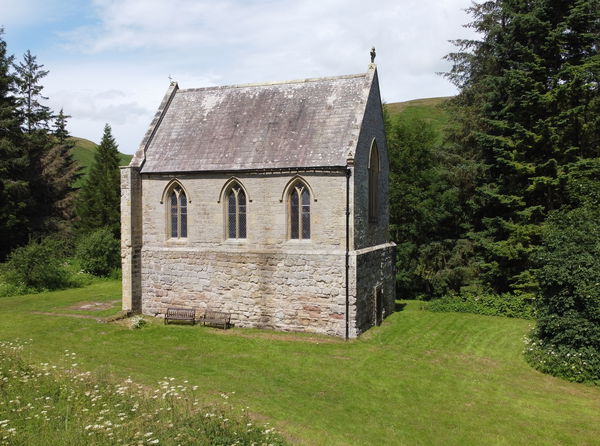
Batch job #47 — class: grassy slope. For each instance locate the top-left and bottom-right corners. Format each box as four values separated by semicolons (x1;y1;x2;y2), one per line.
385;96;452;144
1;282;598;445
71;137;133;187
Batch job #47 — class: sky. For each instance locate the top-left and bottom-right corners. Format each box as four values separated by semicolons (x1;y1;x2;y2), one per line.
3;0;476;154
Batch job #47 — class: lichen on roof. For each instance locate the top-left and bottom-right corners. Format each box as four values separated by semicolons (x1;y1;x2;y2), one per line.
137;69;377;173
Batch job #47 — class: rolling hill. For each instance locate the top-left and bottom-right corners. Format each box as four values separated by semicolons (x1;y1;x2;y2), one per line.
385;96;452;142
71;137;133;186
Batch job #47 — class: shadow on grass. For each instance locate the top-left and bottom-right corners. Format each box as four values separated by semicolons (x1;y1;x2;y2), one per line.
395;302;407;312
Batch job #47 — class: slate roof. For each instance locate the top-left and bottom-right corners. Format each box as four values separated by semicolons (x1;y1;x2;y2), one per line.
135;68;376;173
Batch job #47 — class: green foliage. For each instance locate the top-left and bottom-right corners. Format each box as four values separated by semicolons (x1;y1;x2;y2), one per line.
76;228;120;277
71;137;132;188
444;0;600;294
76;124;121;238
128;315;147;329
385;103;482;299
0;342;287;445
39;109;80;233
0;32;81;258
428;292;535;319
0;29;30;261
524;338;600;384
530;204;600;361
2;238;71;291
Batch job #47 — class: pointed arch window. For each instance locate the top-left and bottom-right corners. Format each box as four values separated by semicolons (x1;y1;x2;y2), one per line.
368;140;380;223
289;182;310;239
169;185;187;238
226;184;246;239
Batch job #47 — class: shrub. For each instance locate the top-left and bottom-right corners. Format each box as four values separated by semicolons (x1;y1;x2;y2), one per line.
3;238;72;292
427;292;535;319
76;228;120;276
524;336;600;384
526;204;600;383
129;315;147;329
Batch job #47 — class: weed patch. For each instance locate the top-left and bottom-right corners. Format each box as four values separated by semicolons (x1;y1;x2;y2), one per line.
0;340;287;446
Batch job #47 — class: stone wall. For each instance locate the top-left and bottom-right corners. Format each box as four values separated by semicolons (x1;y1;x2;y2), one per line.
140;171;347;249
350;68;396;334
141;248;348;336
353;68;390;251
353;244;396;335
137;170;353;336
121;166;142;312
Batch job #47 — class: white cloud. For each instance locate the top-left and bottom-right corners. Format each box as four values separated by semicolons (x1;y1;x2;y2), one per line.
34;0;477;152
43;59;219;152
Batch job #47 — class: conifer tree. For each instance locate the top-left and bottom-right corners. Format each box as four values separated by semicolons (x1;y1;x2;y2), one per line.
0;29;30;260
40;110;80;232
77;124;121;237
13;50;55;235
445;0;600;293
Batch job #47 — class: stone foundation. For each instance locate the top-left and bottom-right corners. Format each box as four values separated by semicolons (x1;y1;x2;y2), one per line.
141;247;348;337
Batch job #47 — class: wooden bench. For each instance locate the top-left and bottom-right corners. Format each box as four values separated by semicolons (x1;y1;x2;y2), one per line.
164;307;196;325
202;310;231;329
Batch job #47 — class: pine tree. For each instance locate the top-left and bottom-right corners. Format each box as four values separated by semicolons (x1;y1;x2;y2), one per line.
40;109;80;232
445;0;600;293
77;124;121;237
12;50;55;236
13;50;51;133
0;29;30;260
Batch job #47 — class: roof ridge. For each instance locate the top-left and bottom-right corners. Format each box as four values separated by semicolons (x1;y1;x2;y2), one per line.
178;72;368;92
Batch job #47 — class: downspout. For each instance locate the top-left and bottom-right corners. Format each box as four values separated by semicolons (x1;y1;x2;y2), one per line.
345;165;352;340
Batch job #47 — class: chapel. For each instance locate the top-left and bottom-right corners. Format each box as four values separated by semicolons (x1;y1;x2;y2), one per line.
121;58;395;338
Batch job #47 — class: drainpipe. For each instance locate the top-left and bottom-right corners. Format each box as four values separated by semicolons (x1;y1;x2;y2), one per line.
345;164;352;340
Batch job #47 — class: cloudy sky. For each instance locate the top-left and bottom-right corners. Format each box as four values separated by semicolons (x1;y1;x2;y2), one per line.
3;0;476;154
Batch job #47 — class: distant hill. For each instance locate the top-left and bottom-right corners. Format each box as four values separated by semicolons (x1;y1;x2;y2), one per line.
385;96;453;143
71;137;133;187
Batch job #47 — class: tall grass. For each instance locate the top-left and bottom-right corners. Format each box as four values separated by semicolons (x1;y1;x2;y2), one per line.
0;340;286;446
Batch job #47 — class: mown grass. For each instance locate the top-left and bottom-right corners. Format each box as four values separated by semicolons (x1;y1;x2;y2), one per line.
1;281;599;445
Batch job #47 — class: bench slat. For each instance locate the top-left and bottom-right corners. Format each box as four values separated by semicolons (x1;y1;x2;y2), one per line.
202;310;231;329
165;307;196;325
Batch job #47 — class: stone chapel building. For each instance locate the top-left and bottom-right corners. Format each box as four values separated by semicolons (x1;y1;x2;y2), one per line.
121;62;395;338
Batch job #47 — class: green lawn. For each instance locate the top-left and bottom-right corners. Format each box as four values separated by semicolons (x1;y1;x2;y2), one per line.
1;281;598;445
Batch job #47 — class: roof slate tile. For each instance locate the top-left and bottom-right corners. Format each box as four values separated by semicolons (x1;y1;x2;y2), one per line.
138;71;374;173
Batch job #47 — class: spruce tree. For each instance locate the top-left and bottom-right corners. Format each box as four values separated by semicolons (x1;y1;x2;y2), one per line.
40;110;80;232
0;29;30;260
445;0;600;293
13;50;55;235
77;124;121;237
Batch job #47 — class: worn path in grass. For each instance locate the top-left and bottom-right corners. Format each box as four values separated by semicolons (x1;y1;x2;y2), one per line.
1;280;599;445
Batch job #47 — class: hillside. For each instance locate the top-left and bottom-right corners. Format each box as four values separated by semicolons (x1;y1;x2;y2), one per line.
385;96;452;142
71;137;133;186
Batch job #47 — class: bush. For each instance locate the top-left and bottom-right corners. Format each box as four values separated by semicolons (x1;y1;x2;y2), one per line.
76;228;120;276
527;204;600;382
427;292;535;319
129;315;147;329
524;337;600;384
3;238;72;292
